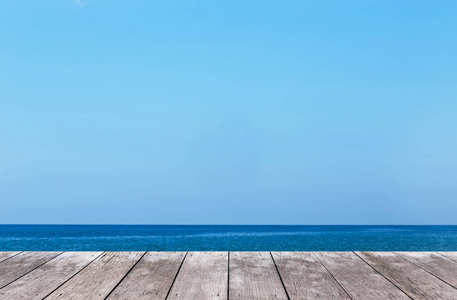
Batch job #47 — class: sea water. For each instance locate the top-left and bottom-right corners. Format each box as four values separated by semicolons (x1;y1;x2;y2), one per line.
1;225;456;251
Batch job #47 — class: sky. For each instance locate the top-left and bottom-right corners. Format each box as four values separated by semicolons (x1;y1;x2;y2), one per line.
1;0;457;224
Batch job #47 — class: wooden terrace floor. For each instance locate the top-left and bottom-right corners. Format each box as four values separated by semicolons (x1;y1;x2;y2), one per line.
1;251;457;299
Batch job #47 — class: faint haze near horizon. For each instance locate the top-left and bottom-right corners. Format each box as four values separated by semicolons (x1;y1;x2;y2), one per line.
1;0;457;224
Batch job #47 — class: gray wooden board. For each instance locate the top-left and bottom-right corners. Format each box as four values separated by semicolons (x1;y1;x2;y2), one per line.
0;252;101;300
315;252;409;300
356;251;457;299
398;252;457;288
0;251;62;288
45;251;144;300
106;252;185;300
272;252;351;300
439;252;457;263
3;251;457;299
167;252;228;300
229;252;288;300
0;252;21;263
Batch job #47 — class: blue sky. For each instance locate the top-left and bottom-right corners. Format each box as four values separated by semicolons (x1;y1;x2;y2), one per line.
1;0;457;224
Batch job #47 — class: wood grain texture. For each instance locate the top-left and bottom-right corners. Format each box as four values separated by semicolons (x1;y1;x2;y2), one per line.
45;251;144;300
229;252;288;300
106;251;185;300
357;251;457;299
167;252;227;300
272;252;350;300
398;252;457;288
0;251;62;288
0;252;101;300
439;252;457;263
315;252;409;300
0;252;21;263
2;251;457;299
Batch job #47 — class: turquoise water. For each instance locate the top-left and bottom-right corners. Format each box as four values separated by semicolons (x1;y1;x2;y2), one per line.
1;225;456;251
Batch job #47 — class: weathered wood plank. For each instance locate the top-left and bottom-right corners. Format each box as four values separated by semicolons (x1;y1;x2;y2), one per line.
0;252;21;263
168;252;227;300
0;252;62;288
357;251;457;299
45;251;144;300
0;251;21;262
106;252;185;300
315;252;409;300
439;252;457;263
272;252;350;300
229;252;288;300
0;252;101;300
2;251;457;299
398;252;457;288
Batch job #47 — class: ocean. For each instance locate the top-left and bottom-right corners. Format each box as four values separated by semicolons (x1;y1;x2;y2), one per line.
1;225;456;251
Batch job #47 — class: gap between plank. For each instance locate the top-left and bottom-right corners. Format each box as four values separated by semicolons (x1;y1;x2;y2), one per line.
312;252;354;300
164;252;188;300
0;252;64;290
103;251;148;300
437;252;457;264
227;251;230;300
269;252;290;300
42;251;105;300
0;252;23;264
395;252;457;290
352;252;414;300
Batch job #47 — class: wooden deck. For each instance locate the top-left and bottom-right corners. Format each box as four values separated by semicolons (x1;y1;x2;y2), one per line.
1;252;457;299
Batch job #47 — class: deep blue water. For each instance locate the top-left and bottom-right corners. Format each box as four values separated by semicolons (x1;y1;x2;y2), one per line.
1;225;457;251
